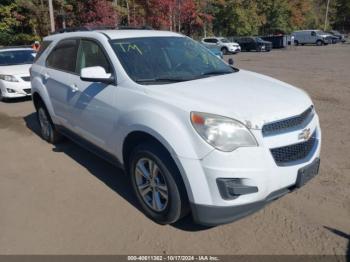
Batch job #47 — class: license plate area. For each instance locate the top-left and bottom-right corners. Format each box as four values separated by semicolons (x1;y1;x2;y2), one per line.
296;158;320;188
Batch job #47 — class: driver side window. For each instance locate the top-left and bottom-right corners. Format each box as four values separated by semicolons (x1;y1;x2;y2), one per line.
76;39;111;75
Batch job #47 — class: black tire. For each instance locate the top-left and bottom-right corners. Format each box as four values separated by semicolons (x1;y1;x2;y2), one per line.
129;142;189;224
0;89;6;102
221;47;228;55
316;40;323;46
294;40;299;46
36;101;63;144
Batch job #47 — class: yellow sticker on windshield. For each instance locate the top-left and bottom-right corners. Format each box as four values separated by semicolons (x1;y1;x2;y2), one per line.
115;43;143;55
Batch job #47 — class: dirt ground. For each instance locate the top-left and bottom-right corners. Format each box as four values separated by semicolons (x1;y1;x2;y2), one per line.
0;44;349;255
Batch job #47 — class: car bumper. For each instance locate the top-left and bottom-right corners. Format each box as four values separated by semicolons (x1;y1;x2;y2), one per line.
0;80;31;98
229;47;241;53
178;115;321;225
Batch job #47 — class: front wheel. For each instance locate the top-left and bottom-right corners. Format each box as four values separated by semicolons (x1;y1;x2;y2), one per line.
221;47;229;55
129;142;189;224
316;40;323;46
36;102;63;144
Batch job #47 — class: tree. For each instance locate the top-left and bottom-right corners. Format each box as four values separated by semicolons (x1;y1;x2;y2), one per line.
76;0;117;26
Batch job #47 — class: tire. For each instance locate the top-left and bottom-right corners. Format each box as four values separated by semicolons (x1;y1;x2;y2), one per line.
129;142;189;224
294;40;299;46
316;40;323;46
0;89;4;102
221;47;228;55
36;101;63;144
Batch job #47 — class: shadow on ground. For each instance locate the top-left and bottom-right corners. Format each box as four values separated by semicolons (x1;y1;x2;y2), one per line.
24;112;210;232
324;226;350;261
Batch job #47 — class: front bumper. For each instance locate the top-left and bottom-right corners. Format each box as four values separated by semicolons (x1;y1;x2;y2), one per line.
229;46;241;53
0;80;31;99
178;114;321;225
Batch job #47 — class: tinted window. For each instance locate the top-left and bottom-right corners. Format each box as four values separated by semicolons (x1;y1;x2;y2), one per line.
46;39;78;73
0;50;36;66
34;41;52;62
76;39;111;74
111;37;235;85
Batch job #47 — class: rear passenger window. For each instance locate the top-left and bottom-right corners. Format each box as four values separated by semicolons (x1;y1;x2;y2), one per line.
46;39;78;73
76;40;111;74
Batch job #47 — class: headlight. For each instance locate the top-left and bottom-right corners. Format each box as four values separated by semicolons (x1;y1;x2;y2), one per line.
191;112;258;152
0;75;19;82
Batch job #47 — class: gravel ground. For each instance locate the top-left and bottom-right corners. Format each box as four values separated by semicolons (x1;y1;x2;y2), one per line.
0;44;349;255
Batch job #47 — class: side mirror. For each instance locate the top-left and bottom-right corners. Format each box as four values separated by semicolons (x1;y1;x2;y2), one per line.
228;58;234;65
80;66;114;84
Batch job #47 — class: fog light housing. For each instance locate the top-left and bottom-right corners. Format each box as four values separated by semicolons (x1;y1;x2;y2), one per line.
217;178;258;200
6;88;16;93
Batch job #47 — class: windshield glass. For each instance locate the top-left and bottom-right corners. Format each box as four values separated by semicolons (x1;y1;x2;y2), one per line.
110;37;235;84
0;50;36;66
255;37;264;42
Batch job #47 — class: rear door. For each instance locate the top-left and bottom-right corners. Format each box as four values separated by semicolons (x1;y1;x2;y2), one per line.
44;39;79;127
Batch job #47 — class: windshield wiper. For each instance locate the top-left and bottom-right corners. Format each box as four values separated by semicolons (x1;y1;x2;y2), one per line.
200;70;233;76
135;77;190;84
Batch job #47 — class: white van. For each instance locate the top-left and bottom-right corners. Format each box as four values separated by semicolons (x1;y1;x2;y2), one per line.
292;30;331;46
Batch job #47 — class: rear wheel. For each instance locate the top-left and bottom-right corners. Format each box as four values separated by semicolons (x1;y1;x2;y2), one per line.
129;142;189;224
294;40;299;46
36;102;63;144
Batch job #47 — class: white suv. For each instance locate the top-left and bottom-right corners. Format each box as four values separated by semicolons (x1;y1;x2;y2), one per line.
31;29;321;226
201;37;241;54
0;47;36;101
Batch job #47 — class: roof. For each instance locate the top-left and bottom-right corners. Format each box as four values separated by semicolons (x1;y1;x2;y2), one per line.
45;29;183;41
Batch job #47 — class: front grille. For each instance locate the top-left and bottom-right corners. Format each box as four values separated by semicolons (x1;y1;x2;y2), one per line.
21;76;30;82
23;88;31;94
270;131;317;166
262;106;314;136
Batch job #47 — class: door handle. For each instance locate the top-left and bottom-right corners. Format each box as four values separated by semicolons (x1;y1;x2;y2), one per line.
70;84;79;93
43;72;50;80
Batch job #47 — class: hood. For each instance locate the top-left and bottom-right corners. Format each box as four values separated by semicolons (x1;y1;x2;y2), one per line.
147;70;312;129
0;64;32;76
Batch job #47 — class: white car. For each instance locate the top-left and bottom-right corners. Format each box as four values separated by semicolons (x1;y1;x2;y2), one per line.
31;29;321;226
201;37;241;54
0;47;36;101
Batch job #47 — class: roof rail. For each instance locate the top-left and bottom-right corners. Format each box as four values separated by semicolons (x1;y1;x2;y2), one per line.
52;25;154;34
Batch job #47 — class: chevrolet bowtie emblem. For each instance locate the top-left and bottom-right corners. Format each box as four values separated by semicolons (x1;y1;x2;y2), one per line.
298;128;311;140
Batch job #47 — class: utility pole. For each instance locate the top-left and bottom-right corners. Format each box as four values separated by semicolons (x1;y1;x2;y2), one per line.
48;0;55;33
324;0;330;31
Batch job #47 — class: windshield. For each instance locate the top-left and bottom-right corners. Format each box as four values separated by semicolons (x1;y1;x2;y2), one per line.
219;38;230;43
0;50;36;66
110;37;235;85
255;37;264;42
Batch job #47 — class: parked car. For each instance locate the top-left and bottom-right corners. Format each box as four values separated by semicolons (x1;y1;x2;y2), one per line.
201;37;241;54
31;29;321;226
200;43;223;59
234;37;272;52
292;30;332;46
0;47;36;101
328;30;346;43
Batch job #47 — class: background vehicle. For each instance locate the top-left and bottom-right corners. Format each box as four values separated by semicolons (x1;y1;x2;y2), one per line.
31;29;321;226
328;30;346;43
292;30;332;46
0;47;35;101
234;37;272;52
200;43;223;59
201;37;241;54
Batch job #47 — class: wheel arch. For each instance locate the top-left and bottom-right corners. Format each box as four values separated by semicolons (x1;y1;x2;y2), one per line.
122;130;195;203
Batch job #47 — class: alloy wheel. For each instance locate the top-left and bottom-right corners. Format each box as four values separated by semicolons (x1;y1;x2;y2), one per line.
134;158;169;212
38;107;51;140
